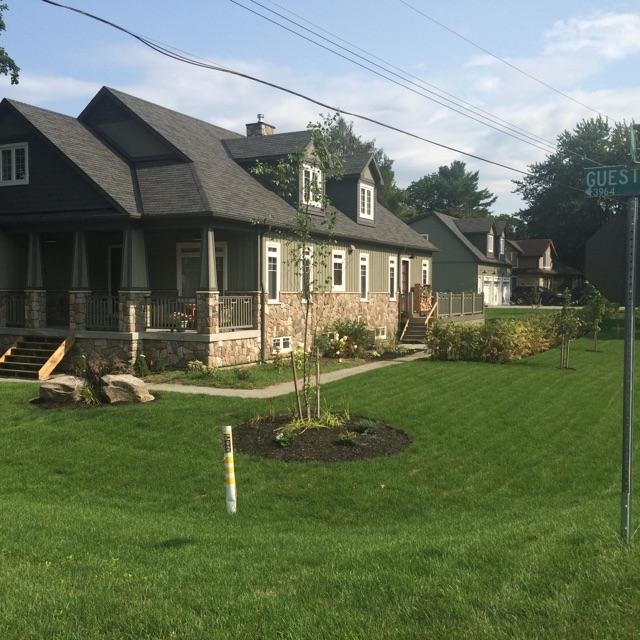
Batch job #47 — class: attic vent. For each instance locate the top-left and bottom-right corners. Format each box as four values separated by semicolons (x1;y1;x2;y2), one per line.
421;233;429;241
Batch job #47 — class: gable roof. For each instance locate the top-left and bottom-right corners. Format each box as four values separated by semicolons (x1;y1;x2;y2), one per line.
223;130;312;162
341;151;384;184
2;98;139;215
454;217;494;234
508;238;554;257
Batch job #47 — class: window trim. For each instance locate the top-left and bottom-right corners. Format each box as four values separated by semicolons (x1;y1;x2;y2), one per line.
388;256;397;301
272;335;292;354
266;241;281;303
176;241;228;297
300;244;314;300
332;249;346;292
359;183;374;220
359;253;369;301
421;259;429;286
487;233;494;255
0;142;29;186
302;163;323;208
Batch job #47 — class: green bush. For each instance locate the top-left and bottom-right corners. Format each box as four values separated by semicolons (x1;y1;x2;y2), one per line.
318;318;374;358
427;314;559;363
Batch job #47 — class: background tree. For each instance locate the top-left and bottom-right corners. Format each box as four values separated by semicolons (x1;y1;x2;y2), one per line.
404;160;497;218
324;116;411;219
0;4;19;84
513;118;628;268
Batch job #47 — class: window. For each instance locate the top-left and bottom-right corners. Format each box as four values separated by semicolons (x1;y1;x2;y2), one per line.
499;237;505;256
177;242;227;297
487;233;494;254
388;257;397;300
266;242;280;302
0;142;28;186
300;245;313;299
375;326;387;340
359;253;369;300
302;164;323;208
332;250;345;292
272;336;292;354
359;183;374;219
421;260;429;286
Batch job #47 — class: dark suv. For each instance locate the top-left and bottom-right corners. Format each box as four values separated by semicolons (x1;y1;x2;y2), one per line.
511;286;564;306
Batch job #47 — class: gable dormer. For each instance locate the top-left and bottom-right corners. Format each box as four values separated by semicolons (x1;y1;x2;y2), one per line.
326;152;383;226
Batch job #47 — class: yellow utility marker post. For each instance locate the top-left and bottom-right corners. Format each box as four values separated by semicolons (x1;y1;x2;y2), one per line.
223;426;237;514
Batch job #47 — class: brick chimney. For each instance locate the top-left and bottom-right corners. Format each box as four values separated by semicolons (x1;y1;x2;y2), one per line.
245;114;276;137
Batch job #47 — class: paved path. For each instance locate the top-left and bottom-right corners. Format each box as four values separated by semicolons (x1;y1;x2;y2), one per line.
147;350;428;399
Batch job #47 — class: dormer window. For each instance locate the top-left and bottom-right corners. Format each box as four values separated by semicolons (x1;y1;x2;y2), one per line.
487;233;494;255
302;164;323;208
499;237;505;256
0;142;29;186
359;183;374;220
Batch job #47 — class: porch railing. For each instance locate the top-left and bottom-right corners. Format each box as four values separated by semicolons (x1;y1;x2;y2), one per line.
435;291;484;320
146;297;197;331
86;295;119;331
219;295;253;330
6;292;25;327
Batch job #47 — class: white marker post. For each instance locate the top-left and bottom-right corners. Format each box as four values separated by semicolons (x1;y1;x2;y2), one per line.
223;426;237;514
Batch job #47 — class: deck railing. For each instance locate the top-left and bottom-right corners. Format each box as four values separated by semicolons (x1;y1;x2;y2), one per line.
435;291;484;321
219;295;253;330
6;292;25;327
146;297;197;331
86;295;119;331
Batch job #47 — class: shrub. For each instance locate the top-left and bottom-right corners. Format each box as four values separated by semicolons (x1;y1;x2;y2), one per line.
427;314;559;364
186;359;217;377
318;318;374;358
272;349;305;371
134;354;150;377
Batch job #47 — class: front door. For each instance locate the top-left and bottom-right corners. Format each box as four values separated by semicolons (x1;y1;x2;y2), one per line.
400;259;410;316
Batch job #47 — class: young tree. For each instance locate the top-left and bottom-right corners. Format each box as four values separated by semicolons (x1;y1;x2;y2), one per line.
513;118;628;268
554;291;582;369
252;116;344;420
0;4;19;84
580;284;617;351
405;160;497;218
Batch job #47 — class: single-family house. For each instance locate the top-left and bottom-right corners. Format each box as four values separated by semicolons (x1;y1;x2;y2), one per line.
408;211;511;305
507;238;582;291
0;87;436;377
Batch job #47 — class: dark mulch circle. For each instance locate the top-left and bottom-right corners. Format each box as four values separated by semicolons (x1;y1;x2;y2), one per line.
233;415;411;463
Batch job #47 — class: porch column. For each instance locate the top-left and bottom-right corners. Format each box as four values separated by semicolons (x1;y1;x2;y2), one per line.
0;231;12;327
118;227;150;332
25;232;46;329
196;225;219;334
69;231;90;332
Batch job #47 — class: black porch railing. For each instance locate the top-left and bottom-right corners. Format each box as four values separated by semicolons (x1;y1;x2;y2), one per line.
6;292;25;327
147;297;197;331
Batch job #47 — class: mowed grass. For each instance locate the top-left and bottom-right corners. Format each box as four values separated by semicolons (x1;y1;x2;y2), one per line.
485;306;558;321
1;337;640;639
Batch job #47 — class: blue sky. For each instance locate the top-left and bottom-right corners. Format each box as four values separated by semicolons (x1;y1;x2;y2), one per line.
3;0;640;212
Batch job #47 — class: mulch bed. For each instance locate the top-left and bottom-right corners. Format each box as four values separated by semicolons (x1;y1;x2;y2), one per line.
233;415;411;463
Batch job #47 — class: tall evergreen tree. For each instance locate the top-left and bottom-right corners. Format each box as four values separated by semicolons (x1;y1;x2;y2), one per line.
405;160;497;218
513;117;628;268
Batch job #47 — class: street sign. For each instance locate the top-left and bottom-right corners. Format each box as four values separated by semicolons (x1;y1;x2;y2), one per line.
584;165;640;198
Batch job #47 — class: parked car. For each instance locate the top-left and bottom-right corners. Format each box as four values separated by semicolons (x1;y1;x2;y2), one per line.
511;286;564;306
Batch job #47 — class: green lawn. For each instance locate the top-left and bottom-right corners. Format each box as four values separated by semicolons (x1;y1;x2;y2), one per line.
485;306;558;321
1;336;639;639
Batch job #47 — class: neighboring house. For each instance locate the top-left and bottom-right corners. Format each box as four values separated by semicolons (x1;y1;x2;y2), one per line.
507;239;582;291
0;87;436;374
408;211;511;306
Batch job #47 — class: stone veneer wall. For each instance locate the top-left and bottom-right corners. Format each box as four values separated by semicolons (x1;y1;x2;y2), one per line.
264;292;398;353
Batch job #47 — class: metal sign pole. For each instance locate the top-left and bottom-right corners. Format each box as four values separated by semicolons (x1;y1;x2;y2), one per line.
621;195;637;543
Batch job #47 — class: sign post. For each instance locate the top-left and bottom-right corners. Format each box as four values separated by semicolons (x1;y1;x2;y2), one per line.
585;127;639;543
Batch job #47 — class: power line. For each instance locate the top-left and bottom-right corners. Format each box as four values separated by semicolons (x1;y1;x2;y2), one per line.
397;0;611;120
231;0;558;156
39;0;587;197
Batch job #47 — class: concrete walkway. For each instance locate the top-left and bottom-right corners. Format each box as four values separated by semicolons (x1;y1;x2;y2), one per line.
147;349;429;399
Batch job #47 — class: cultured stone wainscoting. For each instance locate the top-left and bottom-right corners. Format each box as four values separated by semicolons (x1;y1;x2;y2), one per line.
264;292;398;353
25;290;46;329
69;290;90;332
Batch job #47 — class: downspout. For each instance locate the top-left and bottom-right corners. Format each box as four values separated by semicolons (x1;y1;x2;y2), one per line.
258;232;267;363
397;248;402;335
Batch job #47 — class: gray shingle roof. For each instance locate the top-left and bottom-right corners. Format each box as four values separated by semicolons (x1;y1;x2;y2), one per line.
455;217;494;234
223;130;312;161
5;98;139;215
508;238;554;257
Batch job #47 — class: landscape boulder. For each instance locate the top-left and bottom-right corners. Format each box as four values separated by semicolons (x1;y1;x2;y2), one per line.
101;374;154;404
39;375;86;404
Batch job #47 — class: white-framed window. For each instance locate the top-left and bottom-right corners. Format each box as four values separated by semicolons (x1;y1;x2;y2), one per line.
359;253;369;301
332;249;345;292
272;336;292;354
499;236;505;256
421;260;429;286
487;233;494;255
0;142;29;186
375;326;387;340
359;183;374;219
176;241;227;297
302;163;323;208
266;241;281;303
300;245;313;299
388;256;397;300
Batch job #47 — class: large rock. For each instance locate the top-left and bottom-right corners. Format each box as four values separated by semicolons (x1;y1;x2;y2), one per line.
101;374;154;404
40;375;86;404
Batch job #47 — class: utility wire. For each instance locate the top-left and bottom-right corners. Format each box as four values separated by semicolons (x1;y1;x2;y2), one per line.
397;0;611;120
231;0;558;157
39;0;587;196
251;0;560;154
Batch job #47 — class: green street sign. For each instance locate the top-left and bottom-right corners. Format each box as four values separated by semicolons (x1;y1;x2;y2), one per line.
584;165;640;198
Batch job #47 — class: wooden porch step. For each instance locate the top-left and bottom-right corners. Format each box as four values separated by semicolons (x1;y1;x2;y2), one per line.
0;367;39;379
0;335;75;380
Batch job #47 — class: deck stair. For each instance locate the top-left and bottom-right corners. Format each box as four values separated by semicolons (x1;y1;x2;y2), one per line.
0;335;75;380
400;318;429;344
